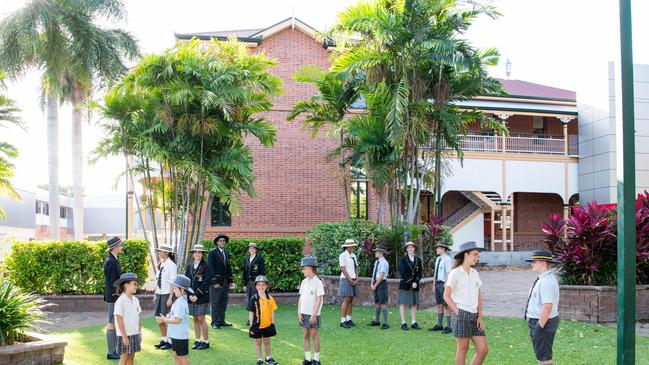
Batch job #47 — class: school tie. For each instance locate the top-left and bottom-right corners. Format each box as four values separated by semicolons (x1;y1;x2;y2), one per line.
372;261;378;280
352;256;358;274
157;264;163;289
220;249;227;264
434;257;441;281
523;277;540;320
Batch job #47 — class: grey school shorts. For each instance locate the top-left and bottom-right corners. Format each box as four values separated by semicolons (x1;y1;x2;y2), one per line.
528;316;560;361
108;303;115;324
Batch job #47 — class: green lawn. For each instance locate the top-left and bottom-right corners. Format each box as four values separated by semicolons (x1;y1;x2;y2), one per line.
53;305;649;365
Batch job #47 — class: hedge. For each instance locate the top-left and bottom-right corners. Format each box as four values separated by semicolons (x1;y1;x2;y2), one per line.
2;240;149;295
202;237;304;292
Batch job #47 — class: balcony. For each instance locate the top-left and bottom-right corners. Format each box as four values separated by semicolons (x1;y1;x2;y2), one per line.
440;133;578;156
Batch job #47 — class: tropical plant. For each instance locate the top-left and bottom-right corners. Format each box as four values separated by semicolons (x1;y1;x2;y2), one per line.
0;281;47;346
0;71;22;220
95;38;281;268
0;0;139;239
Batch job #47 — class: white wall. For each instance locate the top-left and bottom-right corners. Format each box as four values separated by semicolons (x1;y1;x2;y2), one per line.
451;213;484;250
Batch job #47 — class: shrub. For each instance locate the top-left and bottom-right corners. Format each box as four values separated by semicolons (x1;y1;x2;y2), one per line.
202;237;304;292
543;192;649;285
2;240;149;295
0;281;47;345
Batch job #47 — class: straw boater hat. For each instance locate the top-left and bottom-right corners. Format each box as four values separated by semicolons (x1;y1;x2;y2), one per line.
403;241;416;249
373;244;388;253
156;244;173;253
255;275;269;284
106;236;123;252
214;233;230;244
189;244;207;253
113;272;144;288
300;256;318;268
453;241;484;259
433;242;451;250
248;242;258;249
342;239;358;248
169;274;194;294
525;250;560;264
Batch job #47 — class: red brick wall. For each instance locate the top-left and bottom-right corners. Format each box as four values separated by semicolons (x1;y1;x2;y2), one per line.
513;192;563;251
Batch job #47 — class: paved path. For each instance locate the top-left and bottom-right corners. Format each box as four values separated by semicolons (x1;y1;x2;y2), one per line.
41;270;649;336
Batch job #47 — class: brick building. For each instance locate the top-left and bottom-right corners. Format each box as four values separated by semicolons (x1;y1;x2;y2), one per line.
176;17;580;251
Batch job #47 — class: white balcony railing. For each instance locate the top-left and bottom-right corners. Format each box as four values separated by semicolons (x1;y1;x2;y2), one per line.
437;134;576;155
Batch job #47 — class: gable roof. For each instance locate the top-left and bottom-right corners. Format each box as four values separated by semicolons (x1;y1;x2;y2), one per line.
175;17;326;47
497;79;576;101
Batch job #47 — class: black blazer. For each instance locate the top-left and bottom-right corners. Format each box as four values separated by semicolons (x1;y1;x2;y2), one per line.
185;260;210;305
242;255;265;284
398;255;423;291
103;253;122;303
207;247;233;287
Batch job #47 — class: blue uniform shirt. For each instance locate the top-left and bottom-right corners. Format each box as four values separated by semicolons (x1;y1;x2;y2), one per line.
526;270;560;319
167;295;190;340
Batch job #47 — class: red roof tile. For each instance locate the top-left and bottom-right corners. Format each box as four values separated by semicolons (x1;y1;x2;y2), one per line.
497;79;576;100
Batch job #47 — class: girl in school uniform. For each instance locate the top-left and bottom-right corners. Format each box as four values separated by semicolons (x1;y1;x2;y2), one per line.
248;275;279;365
397;241;423;330
113;273;144;365
444;241;489;365
154;245;177;350
155;275;192;365
184;244;210;350
298;256;325;365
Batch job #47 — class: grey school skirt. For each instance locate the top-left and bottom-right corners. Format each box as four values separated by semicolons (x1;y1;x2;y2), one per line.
188;302;209;316
338;277;357;297
397;289;420;305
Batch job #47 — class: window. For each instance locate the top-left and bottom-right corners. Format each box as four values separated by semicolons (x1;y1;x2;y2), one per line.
210;197;231;226
350;168;368;220
36;201;49;216
60;207;67;219
532;116;545;135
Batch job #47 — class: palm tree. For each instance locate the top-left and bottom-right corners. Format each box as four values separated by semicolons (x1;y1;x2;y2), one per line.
0;0;139;239
288;67;360;220
0;71;22;220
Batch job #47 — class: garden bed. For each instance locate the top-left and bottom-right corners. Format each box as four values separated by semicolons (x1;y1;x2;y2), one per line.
559;285;649;322
0;331;67;365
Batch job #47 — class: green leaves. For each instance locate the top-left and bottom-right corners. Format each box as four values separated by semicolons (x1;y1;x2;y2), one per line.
0;281;48;346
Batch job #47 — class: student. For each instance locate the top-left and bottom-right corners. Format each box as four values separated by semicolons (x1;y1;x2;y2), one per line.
367;245;389;330
208;233;234;329
338;238;359;329
184;244;210;350
248;275;279;365
298;256;324;365
243;242;266;320
154;244;177;350
524;250;561;365
156;275;192;365
430;242;453;334
104;236;123;360
113;273;144;365
398;241;422;330
444;241;488;365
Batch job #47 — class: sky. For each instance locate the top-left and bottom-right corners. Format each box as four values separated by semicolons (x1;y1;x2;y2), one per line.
1;0;648;200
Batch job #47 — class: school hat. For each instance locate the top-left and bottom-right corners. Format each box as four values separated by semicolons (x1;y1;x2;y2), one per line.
214;233;230;244
169;274;194;294
373;244;388;253
248;242;258;249
525;250;560;264
106;236;123;252
453;241;484;259
113;272;144;288
156;244;173;253
300;256;318;267
189;244;207;253
403;241;416;249
342;239;358;248
433;243;451;250
255;275;269;284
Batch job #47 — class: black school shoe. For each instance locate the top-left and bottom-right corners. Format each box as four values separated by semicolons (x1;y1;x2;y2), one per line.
411;322;421;330
199;342;210;350
256;360;264;365
401;323;409;330
158;341;172;350
219;321;233;327
106;352;120;360
442;327;452;334
192;340;201;350
380;324;389;330
301;360;312;365
339;321;351;329
312;361;321;365
367;320;380;326
154;339;165;349
347;320;356;327
211;323;220;330
429;325;444;331
265;357;279;365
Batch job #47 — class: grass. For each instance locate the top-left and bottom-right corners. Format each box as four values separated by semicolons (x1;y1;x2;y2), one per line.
52;305;649;365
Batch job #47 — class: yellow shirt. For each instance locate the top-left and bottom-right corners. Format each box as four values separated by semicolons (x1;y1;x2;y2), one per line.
258;296;277;329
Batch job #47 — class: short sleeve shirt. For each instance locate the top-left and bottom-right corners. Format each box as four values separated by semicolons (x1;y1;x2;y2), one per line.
372;257;389;280
113;294;141;337
156;259;177;295
435;255;453;282
299;276;325;316
247;295;278;329
446;267;483;313
167;296;190;340
339;251;358;279
526;270;560;319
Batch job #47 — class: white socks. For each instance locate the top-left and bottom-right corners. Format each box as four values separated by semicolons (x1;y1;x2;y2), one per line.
314;352;320;361
341;317;346;323
305;352;311;361
411;319;417;325
346;315;352;321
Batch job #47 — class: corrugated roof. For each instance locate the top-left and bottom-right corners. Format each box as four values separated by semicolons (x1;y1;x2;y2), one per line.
189;28;264;38
498;79;576;101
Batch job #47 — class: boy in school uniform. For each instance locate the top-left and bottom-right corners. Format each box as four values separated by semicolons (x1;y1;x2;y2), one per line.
156;275;192;365
248;275;279;365
113;273;144;365
430;242;453;334
367;245;389;330
444;241;489;365
524;250;561;365
338;239;359;329
104;236;123;360
298;256;325;365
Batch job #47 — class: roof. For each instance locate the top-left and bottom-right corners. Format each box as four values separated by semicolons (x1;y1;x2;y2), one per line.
497;79;576;101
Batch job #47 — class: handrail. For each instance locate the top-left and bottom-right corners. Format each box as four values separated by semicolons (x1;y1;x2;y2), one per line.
432;134;578;155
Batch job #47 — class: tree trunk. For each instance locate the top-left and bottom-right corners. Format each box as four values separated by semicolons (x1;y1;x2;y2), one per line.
71;92;84;240
46;94;61;240
432;125;443;216
341;131;351;221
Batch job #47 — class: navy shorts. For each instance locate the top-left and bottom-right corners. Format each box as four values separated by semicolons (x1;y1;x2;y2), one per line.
528;317;560;361
249;323;277;338
171;338;189;356
435;281;446;306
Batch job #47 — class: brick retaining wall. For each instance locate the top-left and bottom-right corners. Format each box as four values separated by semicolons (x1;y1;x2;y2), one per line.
0;332;67;365
559;285;649;322
320;275;436;308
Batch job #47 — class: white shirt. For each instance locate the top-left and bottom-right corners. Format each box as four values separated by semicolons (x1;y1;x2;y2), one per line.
526;270;560;319
299;276;325;316
249;254;256;263
155;258;177;295
434;255;453;282
446;266;483;313
113;293;141;337
339;251;358;279
372;257;389;281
